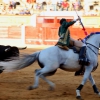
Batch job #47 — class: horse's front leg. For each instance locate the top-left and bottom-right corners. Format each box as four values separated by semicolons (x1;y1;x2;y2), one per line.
89;74;100;97
76;66;93;100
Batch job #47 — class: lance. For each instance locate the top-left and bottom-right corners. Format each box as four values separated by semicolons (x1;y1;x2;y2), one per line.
72;4;88;36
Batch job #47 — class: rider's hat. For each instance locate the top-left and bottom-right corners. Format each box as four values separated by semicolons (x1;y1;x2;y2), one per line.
60;18;66;25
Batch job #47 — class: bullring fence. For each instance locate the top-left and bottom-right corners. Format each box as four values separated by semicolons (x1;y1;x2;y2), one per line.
0;15;100;46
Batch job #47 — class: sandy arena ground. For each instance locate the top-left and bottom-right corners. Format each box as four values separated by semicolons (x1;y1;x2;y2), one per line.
0;48;100;100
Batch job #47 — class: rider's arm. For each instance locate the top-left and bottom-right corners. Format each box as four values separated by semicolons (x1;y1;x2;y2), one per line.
58;27;61;37
62;18;79;28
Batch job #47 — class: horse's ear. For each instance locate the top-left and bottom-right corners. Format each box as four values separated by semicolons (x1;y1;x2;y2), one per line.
78;38;82;41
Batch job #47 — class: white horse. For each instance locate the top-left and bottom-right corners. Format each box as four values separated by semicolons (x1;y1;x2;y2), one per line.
0;32;100;100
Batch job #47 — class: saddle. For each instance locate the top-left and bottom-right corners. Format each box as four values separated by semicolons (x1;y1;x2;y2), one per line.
56;44;80;54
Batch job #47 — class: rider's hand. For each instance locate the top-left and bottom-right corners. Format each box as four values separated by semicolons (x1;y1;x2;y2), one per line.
74;18;81;22
76;17;81;21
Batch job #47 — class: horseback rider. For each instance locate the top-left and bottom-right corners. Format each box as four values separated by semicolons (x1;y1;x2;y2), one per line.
56;18;90;75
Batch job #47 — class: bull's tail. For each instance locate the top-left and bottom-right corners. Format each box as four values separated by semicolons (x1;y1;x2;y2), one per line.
0;51;40;72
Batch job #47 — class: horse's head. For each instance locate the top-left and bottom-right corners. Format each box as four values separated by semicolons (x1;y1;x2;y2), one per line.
83;32;100;56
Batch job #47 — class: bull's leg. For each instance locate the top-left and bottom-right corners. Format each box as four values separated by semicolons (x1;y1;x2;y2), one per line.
0;66;4;74
0;69;3;73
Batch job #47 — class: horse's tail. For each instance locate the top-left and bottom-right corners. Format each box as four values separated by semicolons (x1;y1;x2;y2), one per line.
0;51;40;72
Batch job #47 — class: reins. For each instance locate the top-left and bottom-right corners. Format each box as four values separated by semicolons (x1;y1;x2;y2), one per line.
84;32;100;55
86;42;100;55
86;42;100;50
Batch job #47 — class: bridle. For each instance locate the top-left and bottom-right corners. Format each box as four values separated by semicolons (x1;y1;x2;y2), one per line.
84;32;100;55
86;42;100;55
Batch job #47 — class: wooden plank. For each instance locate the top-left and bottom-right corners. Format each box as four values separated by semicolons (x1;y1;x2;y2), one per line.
8;26;21;38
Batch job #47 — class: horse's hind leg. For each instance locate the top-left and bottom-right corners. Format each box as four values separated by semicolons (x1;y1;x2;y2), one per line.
39;75;55;91
28;66;58;90
28;69;40;90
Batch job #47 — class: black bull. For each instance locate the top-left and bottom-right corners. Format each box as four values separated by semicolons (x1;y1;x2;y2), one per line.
0;45;26;73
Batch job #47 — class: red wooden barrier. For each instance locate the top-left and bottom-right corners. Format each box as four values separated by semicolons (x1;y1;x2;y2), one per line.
0;26;8;38
0;16;100;45
0;26;21;39
8;26;21;38
25;26;44;45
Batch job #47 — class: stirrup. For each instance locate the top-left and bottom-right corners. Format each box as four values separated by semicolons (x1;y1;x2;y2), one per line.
75;71;84;76
79;58;90;66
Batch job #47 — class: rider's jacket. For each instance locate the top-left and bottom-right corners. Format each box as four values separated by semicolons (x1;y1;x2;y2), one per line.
57;20;76;46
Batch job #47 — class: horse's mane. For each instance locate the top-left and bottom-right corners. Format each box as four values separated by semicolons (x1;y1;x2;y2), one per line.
83;32;100;41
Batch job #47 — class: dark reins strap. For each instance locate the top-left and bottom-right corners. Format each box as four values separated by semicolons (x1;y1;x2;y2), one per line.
87;46;97;55
86;42;99;50
86;42;100;55
85;32;100;55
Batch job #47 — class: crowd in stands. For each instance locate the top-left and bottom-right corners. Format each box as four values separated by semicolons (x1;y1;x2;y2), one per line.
0;0;100;16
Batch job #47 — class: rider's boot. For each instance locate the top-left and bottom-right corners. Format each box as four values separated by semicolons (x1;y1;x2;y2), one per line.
78;46;90;65
75;46;90;76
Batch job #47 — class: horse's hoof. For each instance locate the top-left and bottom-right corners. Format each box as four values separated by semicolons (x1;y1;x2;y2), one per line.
98;92;100;97
48;86;55;91
76;96;84;100
27;86;34;90
27;86;38;90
